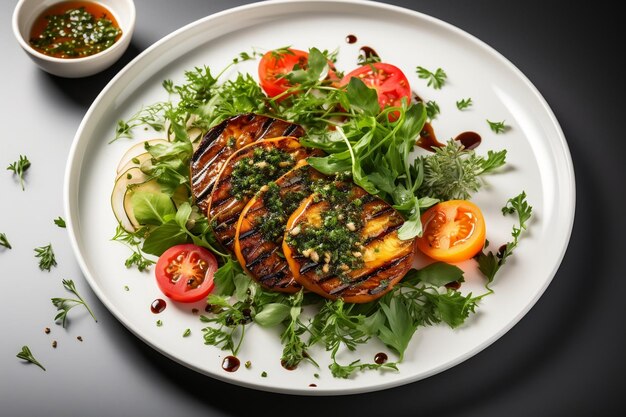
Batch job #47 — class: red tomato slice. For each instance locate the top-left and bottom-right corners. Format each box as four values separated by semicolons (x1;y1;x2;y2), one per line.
340;62;412;112
155;244;217;303
258;48;310;98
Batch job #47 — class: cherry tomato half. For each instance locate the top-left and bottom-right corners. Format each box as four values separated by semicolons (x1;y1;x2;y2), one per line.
258;48;310;98
258;48;338;98
415;200;486;263
155;244;218;303
340;62;412;112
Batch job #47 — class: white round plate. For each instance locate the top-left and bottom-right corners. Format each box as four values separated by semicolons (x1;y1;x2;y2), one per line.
64;0;575;395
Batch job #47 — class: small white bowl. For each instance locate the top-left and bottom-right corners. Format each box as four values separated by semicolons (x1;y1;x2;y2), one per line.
12;0;136;78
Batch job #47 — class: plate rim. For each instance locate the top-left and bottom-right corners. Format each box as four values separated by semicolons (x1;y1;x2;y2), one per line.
64;0;576;396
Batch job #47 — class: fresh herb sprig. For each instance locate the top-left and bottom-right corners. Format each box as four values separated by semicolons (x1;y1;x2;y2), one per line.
456;98;473;110
419;140;507;201
477;192;533;288
416;66;447;89
7;155;31;190
51;279;98;327
53;217;66;228
34;244;57;271
487;119;508;134
0;233;11;249
112;225;155;271
16;346;45;371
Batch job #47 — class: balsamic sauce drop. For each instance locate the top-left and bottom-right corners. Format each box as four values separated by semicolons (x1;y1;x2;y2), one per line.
346;34;357;44
222;356;240;372
358;46;380;63
150;299;167;314
374;352;388;365
454;131;482;150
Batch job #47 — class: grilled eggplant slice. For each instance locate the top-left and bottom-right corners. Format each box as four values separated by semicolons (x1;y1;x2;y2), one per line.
234;162;327;293
190;114;304;211
208;136;320;253
282;182;415;303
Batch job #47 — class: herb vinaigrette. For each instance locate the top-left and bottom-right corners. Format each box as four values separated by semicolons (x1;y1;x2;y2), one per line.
29;1;122;59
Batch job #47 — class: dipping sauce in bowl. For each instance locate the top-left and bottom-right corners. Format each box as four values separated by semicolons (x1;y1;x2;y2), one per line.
29;1;122;59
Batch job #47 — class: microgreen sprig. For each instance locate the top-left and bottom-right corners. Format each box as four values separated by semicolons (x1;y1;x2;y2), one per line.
416;66;447;89
7;155;31;190
51;279;98;328
16;346;45;371
34;243;57;271
0;233;11;249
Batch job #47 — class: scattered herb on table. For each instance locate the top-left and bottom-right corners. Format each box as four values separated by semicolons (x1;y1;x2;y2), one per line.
7;155;31;191
416;66;447;89
16;346;45;371
0;233;11;249
51;279;98;327
456;98;473;110
34;244;57;271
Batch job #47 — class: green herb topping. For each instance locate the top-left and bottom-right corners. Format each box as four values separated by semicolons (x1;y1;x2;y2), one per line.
231;147;295;200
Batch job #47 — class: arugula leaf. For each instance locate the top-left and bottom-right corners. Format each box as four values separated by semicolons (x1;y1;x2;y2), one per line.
345;77;380;117
212;256;244;296
141;221;188;256
254;303;291;327
131;192;176;226
377;297;417;360
403;262;465;287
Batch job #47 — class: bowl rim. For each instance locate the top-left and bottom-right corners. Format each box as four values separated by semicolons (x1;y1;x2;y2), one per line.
11;0;136;64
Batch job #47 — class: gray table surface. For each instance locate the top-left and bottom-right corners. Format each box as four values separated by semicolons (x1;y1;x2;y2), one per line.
1;1;624;416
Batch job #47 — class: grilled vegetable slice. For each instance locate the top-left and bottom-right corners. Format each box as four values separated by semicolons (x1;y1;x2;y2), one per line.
208;136;320;253
190;114;304;211
283;182;414;303
234;162;327;293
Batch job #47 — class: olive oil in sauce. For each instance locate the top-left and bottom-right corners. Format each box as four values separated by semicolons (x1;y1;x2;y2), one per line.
29;1;122;59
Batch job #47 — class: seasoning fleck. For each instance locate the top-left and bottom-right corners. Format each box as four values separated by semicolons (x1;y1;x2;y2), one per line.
44;327;51;334
77;336;83;342
52;340;57;348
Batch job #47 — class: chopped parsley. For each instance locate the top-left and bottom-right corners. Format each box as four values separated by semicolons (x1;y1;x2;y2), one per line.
231;147;295;200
